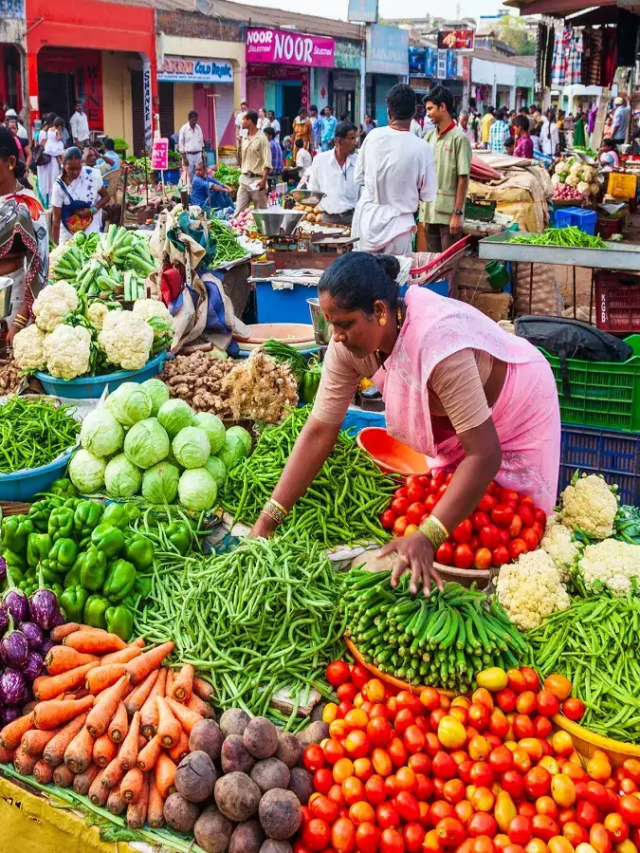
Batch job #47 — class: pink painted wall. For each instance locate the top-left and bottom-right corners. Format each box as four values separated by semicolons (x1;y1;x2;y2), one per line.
193;82;236;148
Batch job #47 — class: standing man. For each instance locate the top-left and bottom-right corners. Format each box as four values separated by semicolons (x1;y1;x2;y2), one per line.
267;110;281;142
421;84;471;257
459;112;475;146
236;108;271;214
352;83;436;255
320;106;338;151
69;102;90;147
513;115;534;158
235;100;249;148
309;105;321;151
263;126;283;182
308;121;360;218
481;106;495;148
488;109;509;154
611;96;631;144
178;110;204;184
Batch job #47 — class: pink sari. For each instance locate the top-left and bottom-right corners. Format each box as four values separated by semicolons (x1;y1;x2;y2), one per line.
373;287;561;513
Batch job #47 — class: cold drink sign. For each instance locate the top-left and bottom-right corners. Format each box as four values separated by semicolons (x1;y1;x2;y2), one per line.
246;27;335;68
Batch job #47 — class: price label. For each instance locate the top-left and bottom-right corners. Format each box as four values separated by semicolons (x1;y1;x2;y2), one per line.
151;138;169;171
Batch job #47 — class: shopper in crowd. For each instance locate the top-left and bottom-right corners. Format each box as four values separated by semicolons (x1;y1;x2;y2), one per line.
294;138;313;185
519;106;533;133
235;100;249;148
410;103;433;139
512;115;533;158
236;108;271;214
101;137;121;174
320;106;338;151
481;106;495;148
364;113;376;135
178;110;204;183
292;107;313;151
599;137;620;171
190;160;232;210
267;110;281;141
40;116;65;205
611;96;631;144
572;111;586;148
4;108;26;141
459;112;475;146
83;146;109;176
557;110;567;151
529;104;542;125
488;109;510;154
352;83;436;255
257;108;271;131
531;123;542;153
540;109;560;156
422;84;471;256
308;120;360;218
263;126;283;179
309;105;321;151
69;101;90;147
50;146;109;245
6;118;30;169
35;113;58;207
504;136;515;156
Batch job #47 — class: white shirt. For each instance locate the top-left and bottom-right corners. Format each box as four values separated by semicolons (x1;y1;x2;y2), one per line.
271;119;281;140
51;166;103;244
178;123;204;154
540;118;559;156
70;111;90;143
308;149;360;214
257;117;271;131
296;147;312;178
352;125;436;252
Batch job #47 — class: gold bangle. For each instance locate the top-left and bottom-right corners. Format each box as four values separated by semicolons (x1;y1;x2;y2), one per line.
269;497;289;517
262;500;287;526
429;515;449;539
15;313;28;325
419;517;448;550
261;507;283;527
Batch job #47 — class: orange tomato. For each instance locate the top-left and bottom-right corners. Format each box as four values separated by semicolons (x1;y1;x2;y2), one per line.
561;822;587;847
547;838;575;853
472;689;495;712
323;703;339;724
456;800;475;825
543;675;572;702
538;757;560;777
550;775;576;809
550;732;574;757
472;787;496;812
603;813;629;843
345;731;370;759
443;779;466;805
587;757;612;783
388;737;408;769
332;818;357;853
590;823;613;853
536;798;558;819
354;758;373;781
421;687;441;712
345;709;369;731
518;739;543;761
330;720;349;741
342;776;365;806
475;837;496;853
395;766;417;792
362;679;385;703
349;802;375;826
372;749;393;778
333;758;356;784
328;783;346;808
525;841;549;853
451;706;469;725
516;692;537;715
470;736;492;761
423;829;443;853
513;749;532;774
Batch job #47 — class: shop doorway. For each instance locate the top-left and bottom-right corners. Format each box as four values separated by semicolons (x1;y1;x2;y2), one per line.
38;71;75;124
278;82;301;131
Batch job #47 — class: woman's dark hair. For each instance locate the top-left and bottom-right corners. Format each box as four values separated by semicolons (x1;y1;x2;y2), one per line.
297;107;308;117
103;136;115;151
63;146;83;162
0;125;28;186
53;117;65;129
43;112;56;126
318;252;400;314
603;138;617;150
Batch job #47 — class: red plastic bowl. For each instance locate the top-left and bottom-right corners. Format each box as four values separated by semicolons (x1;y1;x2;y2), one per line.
356;427;429;476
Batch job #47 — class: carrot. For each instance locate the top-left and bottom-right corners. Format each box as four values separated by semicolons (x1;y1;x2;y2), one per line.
88;766;109;806
168;729;190;764
64;631;126;654
125;641;175;685
187;692;215;719
156;696;181;748
0;746;15;764
154;751;177;799
86;676;130;738
171;664;194;703
137;734;163;771
107;783;127;816
124;669;159;717
13;745;38;776
35;661;99;702
165;696;203;735
85;664;127;695
21;727;61;757
93;733;118;768
73;762;100;795
119;711;141;771
50;623;90;642
121;766;144;803
22;701;37;715
108;701;128;744
101;646;142;667
53;763;75;787
34;696;94;731
127;772;149;829
45;646;100;676
101;753;126;790
147;773;165;829
0;712;34;749
165;668;174;697
64;724;95;774
43;713;88;766
33;758;54;784
140;668;166;739
131;637;146;649
193;676;214;703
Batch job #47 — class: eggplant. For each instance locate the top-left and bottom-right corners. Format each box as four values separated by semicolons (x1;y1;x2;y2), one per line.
0;556;6;585
19;622;43;651
23;652;43;683
1;589;29;624
40;639;54;656
28;588;61;631
0;609;8;639
0;623;29;669
1;705;20;725
0;669;25;706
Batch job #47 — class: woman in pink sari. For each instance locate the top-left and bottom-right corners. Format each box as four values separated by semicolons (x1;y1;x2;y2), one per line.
250;253;560;595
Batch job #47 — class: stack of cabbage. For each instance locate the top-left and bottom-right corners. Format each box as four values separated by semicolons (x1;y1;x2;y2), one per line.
68;380;251;512
551;159;600;197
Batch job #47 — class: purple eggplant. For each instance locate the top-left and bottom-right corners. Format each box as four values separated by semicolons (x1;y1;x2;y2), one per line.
1;705;20;725
40;638;54;656
0;669;25;706
0;622;29;669
0;556;6;585
0;609;8;639
19;622;43;651
23;652;43;683
28;588;61;631
1;589;29;624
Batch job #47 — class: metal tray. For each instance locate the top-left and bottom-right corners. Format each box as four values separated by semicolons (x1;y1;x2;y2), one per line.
478;232;640;271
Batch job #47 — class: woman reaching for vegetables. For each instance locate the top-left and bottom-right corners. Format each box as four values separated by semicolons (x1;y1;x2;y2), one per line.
51;147;109;246
250;252;560;596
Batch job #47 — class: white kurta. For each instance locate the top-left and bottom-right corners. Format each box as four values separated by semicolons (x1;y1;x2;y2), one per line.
308;150;360;214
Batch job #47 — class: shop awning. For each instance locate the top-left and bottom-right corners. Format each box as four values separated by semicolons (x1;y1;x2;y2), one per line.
503;0;619;15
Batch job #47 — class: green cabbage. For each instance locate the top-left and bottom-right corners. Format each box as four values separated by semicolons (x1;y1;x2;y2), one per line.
141;378;170;416
124;418;170;469
104;453;142;498
204;456;227;492
217;433;249;473
158;399;194;438
105;382;152;427
178;468;217;511
68;449;106;494
225;425;252;457
142;461;180;504
193;412;226;455
79;409;124;459
172;426;211;469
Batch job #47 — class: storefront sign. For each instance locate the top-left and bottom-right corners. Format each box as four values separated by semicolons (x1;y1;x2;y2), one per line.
142;56;153;153
335;38;361;71
159;56;233;84
437;30;475;51
246;27;335;68
347;0;378;23
151;138;168;170
366;23;409;76
409;46;437;78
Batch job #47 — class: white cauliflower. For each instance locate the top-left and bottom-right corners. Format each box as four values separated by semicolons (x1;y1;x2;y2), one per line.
132;299;172;324
87;302;109;332
12;324;47;371
43;324;91;380
496;550;571;631
582;166;596;183
559;473;618;540
565;173;580;188
540;517;583;581
551;174;561;186
32;282;79;332
577;181;590;196
569;162;583;176
589;182;600;196
555;161;570;176
579;539;640;595
98;310;153;371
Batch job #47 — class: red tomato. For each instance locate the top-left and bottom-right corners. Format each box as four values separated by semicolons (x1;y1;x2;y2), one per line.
604;813;629;843
436;818;466;848
430;801;455;825
314;768;334;794
489;746;514;774
332;818;357;853
433;751;458;780
377;802;401;830
509;816;533;846
393;516;409;537
469;814;498;839
406;483;426;504
619;796;640;827
525;767;551;798
304;745;326;772
380;827;404;853
337;683;357;703
576;801;600;829
520;667;540;691
351;666;369;690
471;762;495;787
518;504;535;527
356;823;381;853
437;542;454;565
502;770;525;799
474;548;492;570
509;539;528;561
326;661;351;687
513;714;535;740
492;504;515;529
453;519;473;544
521;528;539;552
473;512;492;530
394;487;408;499
364;774;386;805
498;529;510;546
562;823;588;846
391;498;410;517
534;508;546;525
562;698;585;721
495;689;517;713
396;791;421;822
534;717;552;739
536;690;560;717
404;725;426;754
403;823;426;853
367;716;392;747
492;546;510;568
479;525;501;550
509;514;523;539
454;544;474;569
406;503;425;525
381;509;396;529
394;708;415;735
531;815;559;842
532;521;545;541
515;691;536;715
303;820;332;852
469;535;479;552
507;668;527;693
425;494;439;513
478;494;498;513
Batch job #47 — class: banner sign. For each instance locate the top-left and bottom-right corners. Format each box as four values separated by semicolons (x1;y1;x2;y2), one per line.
151;138;169;170
246;27;335;68
159;56;233;83
437;30;475;51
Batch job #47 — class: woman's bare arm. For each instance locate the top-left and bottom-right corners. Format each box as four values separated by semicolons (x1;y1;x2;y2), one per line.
51;206;61;244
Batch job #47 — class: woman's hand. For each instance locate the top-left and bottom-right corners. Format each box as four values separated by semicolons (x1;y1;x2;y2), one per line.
248;512;278;540
5;324;18;345
377;531;444;597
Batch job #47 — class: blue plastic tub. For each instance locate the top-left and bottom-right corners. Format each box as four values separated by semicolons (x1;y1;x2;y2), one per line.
342;406;386;433
0;450;74;501
35;352;167;400
255;281;319;325
400;279;449;298
570;208;597;236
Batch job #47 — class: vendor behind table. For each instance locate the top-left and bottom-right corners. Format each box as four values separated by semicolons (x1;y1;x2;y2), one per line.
307;121;360;218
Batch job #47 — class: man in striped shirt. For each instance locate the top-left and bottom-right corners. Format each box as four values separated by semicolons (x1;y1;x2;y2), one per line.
488;109;510;154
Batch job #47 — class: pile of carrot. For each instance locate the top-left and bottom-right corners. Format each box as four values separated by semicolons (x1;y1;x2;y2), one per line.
0;621;214;831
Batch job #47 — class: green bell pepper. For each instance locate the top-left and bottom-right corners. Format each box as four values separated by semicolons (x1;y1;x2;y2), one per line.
28;499;57;533
133;575;152;599
1;515;35;554
48;507;75;542
49;478;78;499
26;533;53;569
79;546;108;592
91;524;125;559
60;585;89;623
105;605;134;641
83;594;109;630
2;549;26;573
103;559;136;602
74;501;104;540
101;504;131;530
300;364;322;403
164;521;191;555
64;553;85;588
123;534;154;572
42;538;78;576
45;582;64;598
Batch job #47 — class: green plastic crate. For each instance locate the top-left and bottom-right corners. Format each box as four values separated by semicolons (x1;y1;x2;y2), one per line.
540;334;640;433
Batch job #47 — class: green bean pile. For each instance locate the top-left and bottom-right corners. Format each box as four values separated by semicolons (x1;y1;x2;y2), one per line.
345;571;528;693
508;227;608;249
209;217;249;266
527;591;640;743
132;535;346;726
222;407;396;547
0;397;80;474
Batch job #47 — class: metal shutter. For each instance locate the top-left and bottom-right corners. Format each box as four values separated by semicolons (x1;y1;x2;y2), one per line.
159;82;174;138
131;69;145;156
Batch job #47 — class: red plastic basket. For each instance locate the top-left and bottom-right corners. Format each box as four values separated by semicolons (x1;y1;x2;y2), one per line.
595;272;640;334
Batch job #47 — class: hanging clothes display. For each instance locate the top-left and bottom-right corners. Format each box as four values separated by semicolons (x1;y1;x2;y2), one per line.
535;23;547;89
566;28;583;86
551;27;568;88
601;26;617;87
545;25;555;90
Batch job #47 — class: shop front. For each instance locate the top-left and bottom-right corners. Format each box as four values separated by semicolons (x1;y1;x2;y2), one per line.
0;1;25;116
471;55;515;112
365;23;409;126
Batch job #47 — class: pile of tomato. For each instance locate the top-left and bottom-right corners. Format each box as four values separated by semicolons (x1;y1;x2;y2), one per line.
293;661;640;853
380;475;548;570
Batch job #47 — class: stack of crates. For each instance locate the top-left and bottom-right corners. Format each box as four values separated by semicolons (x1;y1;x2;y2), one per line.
554;207;598;235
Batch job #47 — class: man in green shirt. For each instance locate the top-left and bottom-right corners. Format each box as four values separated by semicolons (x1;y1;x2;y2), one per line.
421;85;472;256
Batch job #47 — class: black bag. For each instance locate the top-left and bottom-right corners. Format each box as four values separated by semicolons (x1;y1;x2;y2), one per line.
515;315;633;399
31;144;51;168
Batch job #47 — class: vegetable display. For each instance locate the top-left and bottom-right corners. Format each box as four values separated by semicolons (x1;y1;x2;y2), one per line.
0;397;80;474
208;217;250;267
507;228;608;249
214;164;240;189
552;157;600;198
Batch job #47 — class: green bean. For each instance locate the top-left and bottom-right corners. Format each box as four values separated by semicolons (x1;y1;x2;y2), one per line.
0;397;80;474
508;227;608;250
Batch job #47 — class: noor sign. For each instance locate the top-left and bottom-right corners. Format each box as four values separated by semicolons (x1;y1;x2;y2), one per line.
246;27;335;68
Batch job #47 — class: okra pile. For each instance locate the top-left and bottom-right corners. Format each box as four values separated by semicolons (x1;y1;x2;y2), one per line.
343;570;528;693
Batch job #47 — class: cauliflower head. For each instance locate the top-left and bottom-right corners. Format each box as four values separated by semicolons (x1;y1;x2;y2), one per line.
565;173;580;188
32;282;79;332
559;473;618;540
132;299;172;324
48;244;71;282
98;311;153;371
12;324;47;372
579;539;640;595
87;302;110;332
582;166;596;183
496;549;571;631
589;182;600;196
540;518;583;581
569;162;583;176
43;324;91;380
555;161;569;176
577;181;590;196
551;174;561;187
